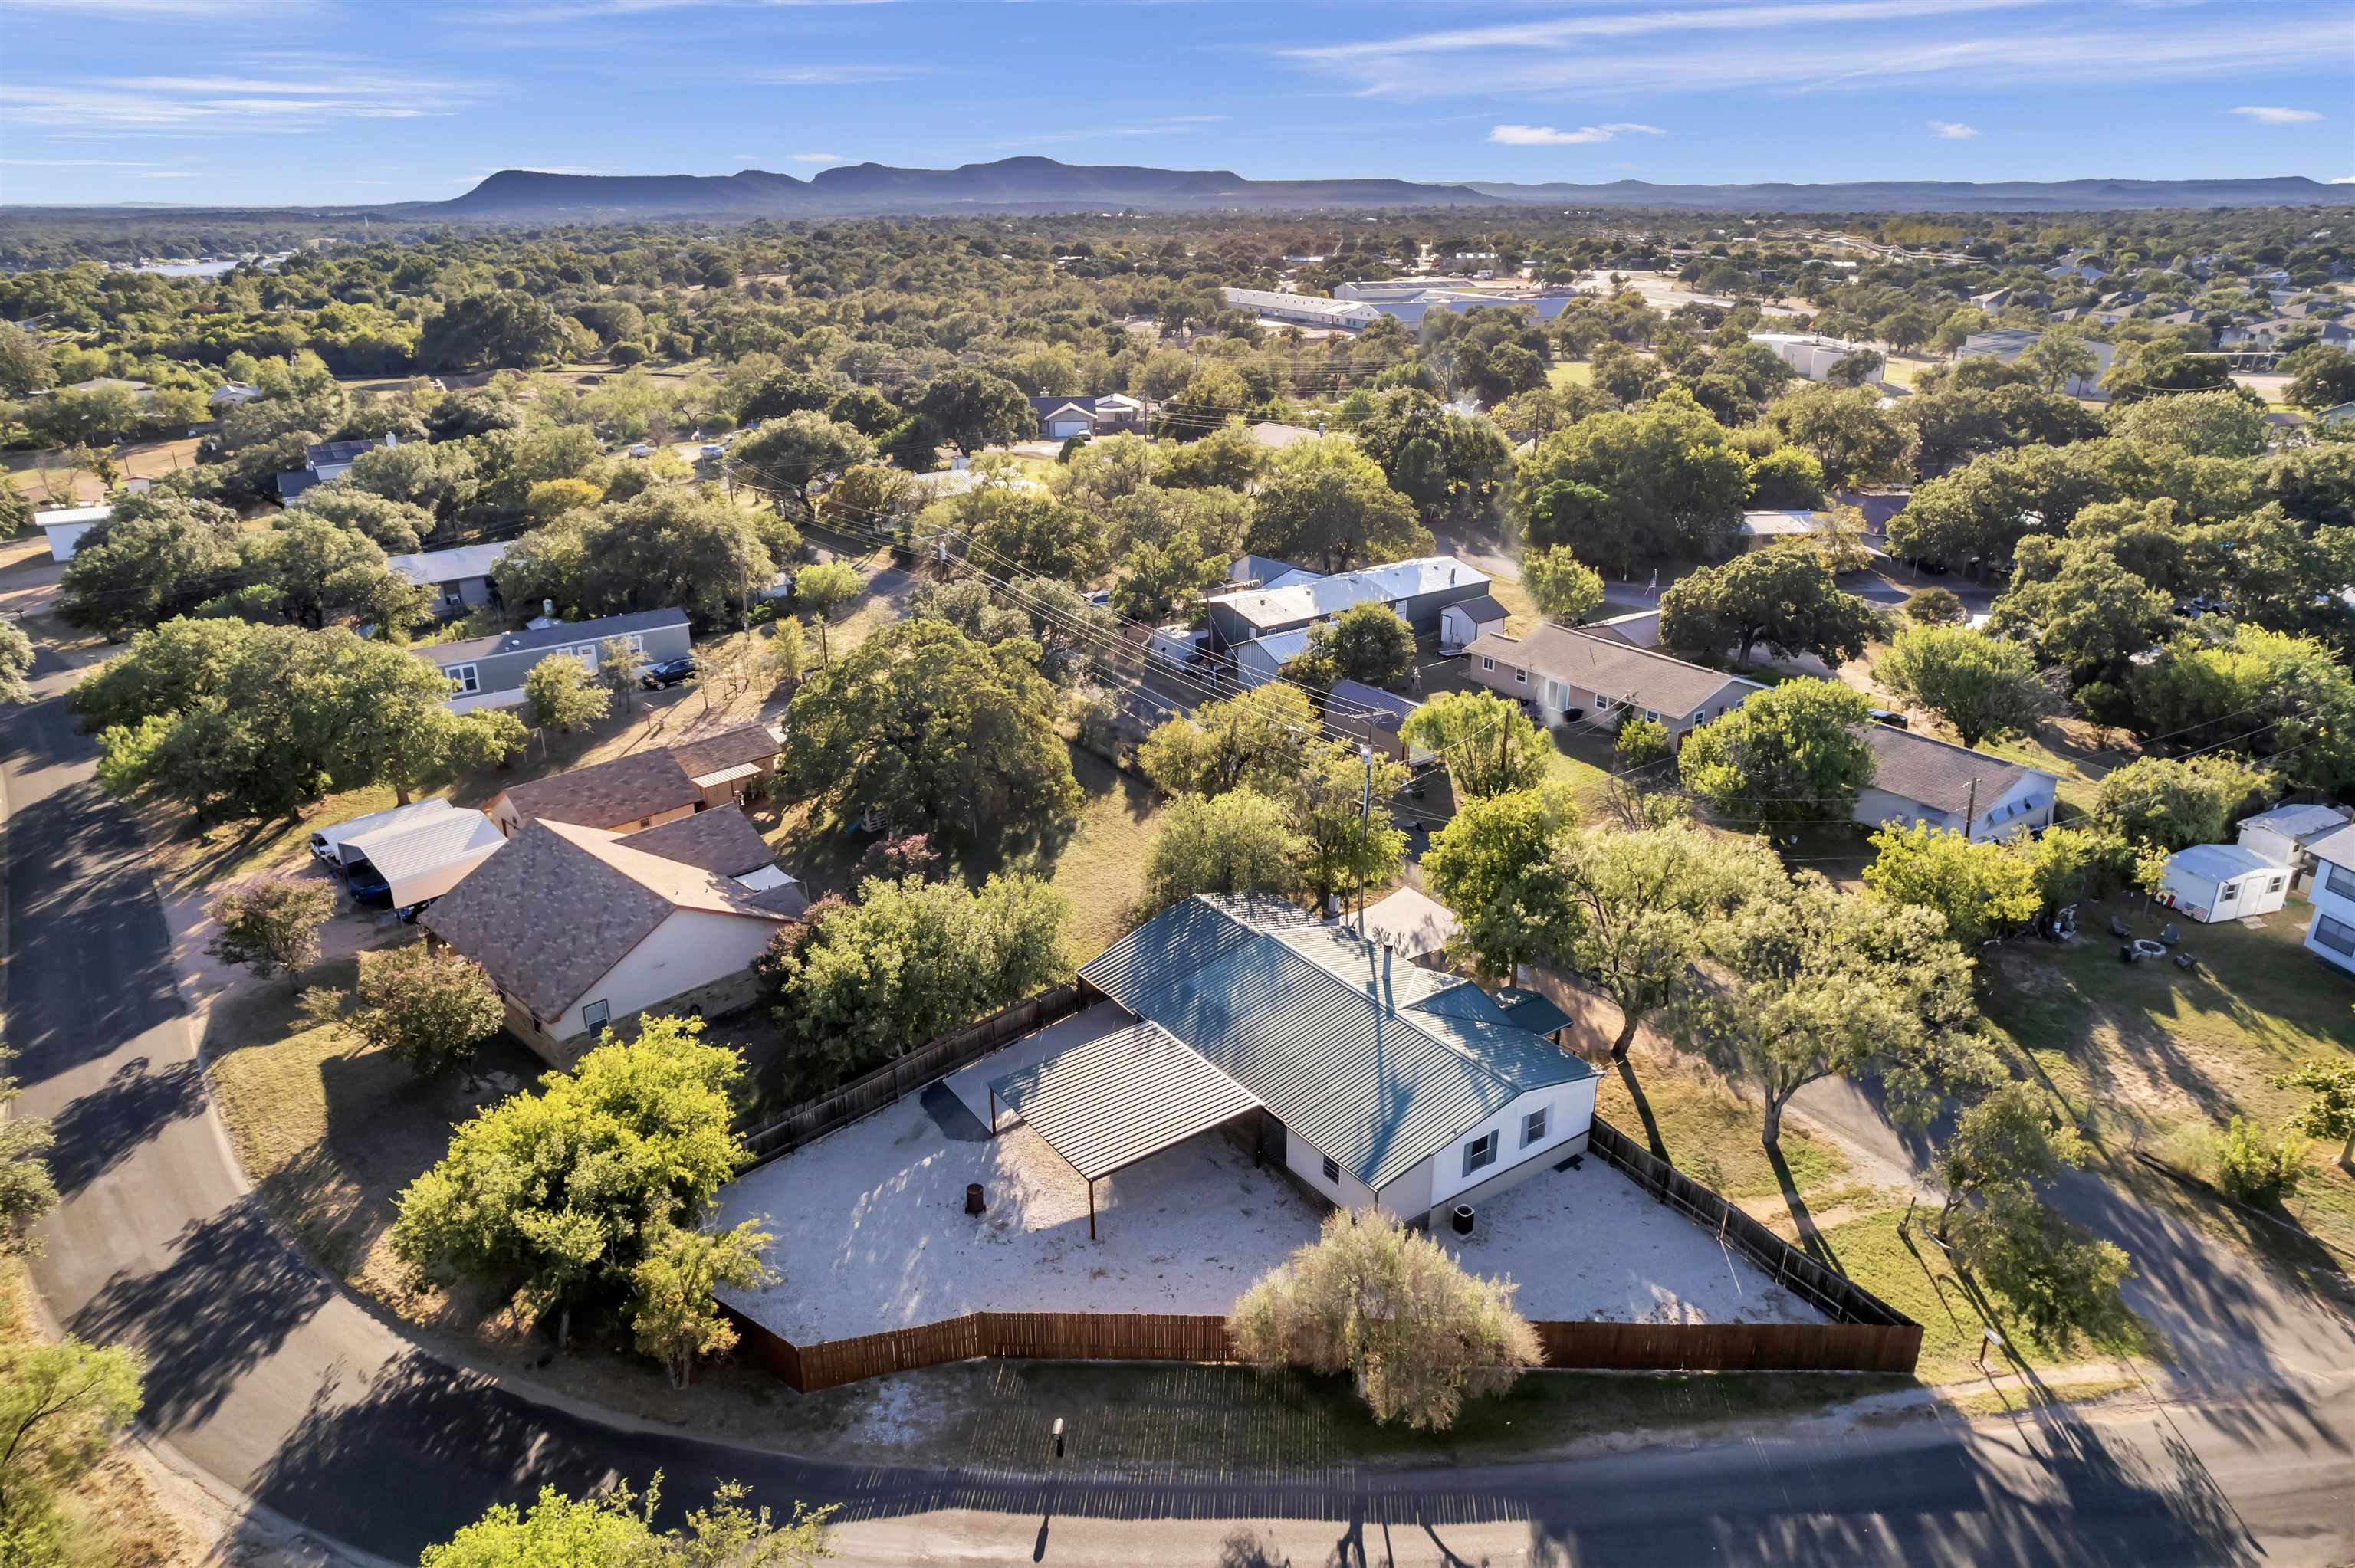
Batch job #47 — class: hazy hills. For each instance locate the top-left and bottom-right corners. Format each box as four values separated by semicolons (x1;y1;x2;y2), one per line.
422;159;2355;219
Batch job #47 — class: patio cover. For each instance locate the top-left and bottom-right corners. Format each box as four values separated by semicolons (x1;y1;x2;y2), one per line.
989;1020;1261;1236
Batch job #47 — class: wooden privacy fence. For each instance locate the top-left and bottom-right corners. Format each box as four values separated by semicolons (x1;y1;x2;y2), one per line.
736;985;1082;1164
724;1303;1919;1394
1585;1117;1920;1333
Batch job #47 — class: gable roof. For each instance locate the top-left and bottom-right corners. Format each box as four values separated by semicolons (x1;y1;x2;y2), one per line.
1443;592;1508;625
495;748;705;831
306;438;386;467
2169;842;2281;883
617;806;776;877
1207;556;1488;631
1858;727;2051;817
383;542;510;586
2303;823;2355;871
343;807;502;883
2237;802;2350;847
669;721;783;782
415;607;689;671
1465;623;1761;720
422;819;790;1021
1080;897;1591;1189
1326;678;1420;733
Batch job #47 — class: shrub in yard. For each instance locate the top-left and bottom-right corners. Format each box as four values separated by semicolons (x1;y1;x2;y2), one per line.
1903;586;1966;625
2212;1115;2307;1204
0;1335;145;1562
342;942;504;1078
1613;713;1671;768
1229;1207;1542;1432
524;652;609;733
1947;1189;2132;1353
629;1219;774;1389
2272;1058;2355;1167
390;1015;747;1345
205;876;337;984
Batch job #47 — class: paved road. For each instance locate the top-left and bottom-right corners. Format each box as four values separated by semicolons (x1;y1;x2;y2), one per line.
8;642;2355;1566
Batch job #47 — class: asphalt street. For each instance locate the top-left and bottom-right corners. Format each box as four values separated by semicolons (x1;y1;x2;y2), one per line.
5;638;2353;1566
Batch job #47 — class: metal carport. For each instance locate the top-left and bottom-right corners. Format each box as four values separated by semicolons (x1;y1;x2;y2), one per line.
988;1019;1262;1239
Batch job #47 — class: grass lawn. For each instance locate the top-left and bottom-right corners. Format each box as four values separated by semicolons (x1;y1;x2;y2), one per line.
1981;895;2355;1254
1546;360;1595;389
1976;716;2130;818
1597;1054;1859;1209
1483;571;1541;635
1877;354;1942;389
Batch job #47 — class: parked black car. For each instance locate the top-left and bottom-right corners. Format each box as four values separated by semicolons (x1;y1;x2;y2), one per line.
642;656;697;689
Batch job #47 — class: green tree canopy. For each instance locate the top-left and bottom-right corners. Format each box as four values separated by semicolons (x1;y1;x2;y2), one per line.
1399;689;1552;801
1863;822;2045;945
1138;683;1320;799
780;618;1081;849
1657;547;1883;672
1419;785;1582;979
1244;437;1430;574
1875;625;2050;748
2094;753;2276;850
57;492;244;640
1141;789;1300;914
1283;602;1416;693
1677;677;1876;824
1510;389;1751;574
1521;544;1605;625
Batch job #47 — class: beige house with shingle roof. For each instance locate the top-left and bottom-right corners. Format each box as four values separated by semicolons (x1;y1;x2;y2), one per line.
424;813;801;1065
487;722;784;837
1464;624;1765;745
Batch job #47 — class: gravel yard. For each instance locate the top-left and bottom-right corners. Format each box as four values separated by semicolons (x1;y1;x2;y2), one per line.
714;1010;1823;1343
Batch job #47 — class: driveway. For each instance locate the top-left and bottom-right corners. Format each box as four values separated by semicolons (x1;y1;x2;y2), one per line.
7;631;2355;1565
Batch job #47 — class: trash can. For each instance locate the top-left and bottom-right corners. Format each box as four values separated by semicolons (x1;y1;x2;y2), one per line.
966;1183;986;1215
1452;1205;1475;1235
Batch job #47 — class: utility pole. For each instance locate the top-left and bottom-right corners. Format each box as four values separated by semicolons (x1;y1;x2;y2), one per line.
1963;776;1978;841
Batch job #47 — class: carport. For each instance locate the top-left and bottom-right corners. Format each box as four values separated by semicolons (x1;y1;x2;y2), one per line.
988;1019;1262;1239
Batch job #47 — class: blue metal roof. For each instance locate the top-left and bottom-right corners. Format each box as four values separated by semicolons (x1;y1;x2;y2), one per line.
1081;897;1592;1191
1493;986;1576;1038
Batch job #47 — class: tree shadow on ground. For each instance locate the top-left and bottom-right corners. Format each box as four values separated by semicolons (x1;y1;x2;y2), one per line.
1768;1140;1838;1269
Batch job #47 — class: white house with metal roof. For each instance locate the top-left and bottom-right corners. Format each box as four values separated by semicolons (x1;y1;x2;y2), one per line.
1203;556;1490;651
384;541;511;615
2156;843;2290;925
1852;727;2058;843
997;896;1598;1235
2235;802;2351;891
33;503;111;562
2299;824;2355;978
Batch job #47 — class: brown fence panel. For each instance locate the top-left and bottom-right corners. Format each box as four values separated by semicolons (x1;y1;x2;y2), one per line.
982;1311;1236;1364
737;986;1082;1165
1532;1319;1920;1373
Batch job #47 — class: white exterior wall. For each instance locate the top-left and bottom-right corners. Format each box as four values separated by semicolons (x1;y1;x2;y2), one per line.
41;520;99;561
548;908;782;1038
1425;1077;1598;1209
1440;603;1503;651
2304;857;2355;976
1853;771;2054;844
1284;1126;1378;1210
2158;864;2289;924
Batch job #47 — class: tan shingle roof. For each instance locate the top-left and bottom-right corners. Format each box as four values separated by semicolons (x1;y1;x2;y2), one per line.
670;721;783;782
494;750;705;832
1464;624;1762;720
1858;727;2048;816
422;820;790;1021
619;807;776;877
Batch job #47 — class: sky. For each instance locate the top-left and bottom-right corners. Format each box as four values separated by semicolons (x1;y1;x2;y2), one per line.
0;0;2350;208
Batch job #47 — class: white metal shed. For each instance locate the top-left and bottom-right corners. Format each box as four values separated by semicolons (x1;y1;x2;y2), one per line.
2157;843;2291;924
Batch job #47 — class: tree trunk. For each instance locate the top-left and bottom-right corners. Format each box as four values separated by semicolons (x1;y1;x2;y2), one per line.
1934;1186;1962;1240
1760;1097;1784;1151
1609;1011;1639;1064
1735;632;1756;671
2342;1128;2353;1169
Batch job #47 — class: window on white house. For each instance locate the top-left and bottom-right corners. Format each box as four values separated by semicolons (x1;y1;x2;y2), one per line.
1522;1108;1548;1147
2268;877;2284;893
1462;1130;1498;1177
1514;668;1526;684
2219;881;2238;903
581;999;610;1032
1322;1155;1340;1185
1644;709;1659;723
2327;864;2355;902
2316;914;2355;958
1480;656;1495;672
448;663;480;694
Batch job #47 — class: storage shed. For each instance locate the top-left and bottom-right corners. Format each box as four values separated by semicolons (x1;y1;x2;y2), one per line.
2156;843;2291;924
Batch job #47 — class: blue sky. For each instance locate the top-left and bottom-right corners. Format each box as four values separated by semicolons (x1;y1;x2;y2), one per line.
2;0;2350;207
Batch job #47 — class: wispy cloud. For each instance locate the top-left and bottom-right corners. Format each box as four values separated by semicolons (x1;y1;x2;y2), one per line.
493;0;898;19
1490;123;1664;146
1;0;311;11
2231;104;2323;123
790;152;846;162
1000;115;1227;148
1283;2;2354;100
1;71;471;135
1928;119;1979;138
749;64;921;85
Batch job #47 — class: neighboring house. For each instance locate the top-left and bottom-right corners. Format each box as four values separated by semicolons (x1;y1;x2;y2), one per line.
275;433;398;501
32;503;110;562
2155;843;2289;925
1583;609;1664;650
1204;556;1490;651
2044;263;2109;283
1834;489;1907;535
1739;510;1842;551
1020;895;1598;1232
1956;330;2117;399
208;382;263;408
1854;727;2057;843
1464;624;1764;746
385;541;511;615
1748;333;1869;382
1233;627;1313;687
486;720;786;836
1229;553;1312;588
2219;318;2354;352
1325;677;1426;762
1244;420;1325;451
1437;592;1508;652
1220;287;1383;330
2301;825;2355;977
422;812;803;1066
412;607;690;713
2239;805;2355;887
2318;402;2355;428
1026;394;1144;441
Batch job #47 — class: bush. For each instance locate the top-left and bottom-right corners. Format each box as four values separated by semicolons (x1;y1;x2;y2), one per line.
1903;587;1966;625
1614;713;1672;768
1230;1207;1542;1431
2213;1116;2306;1204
